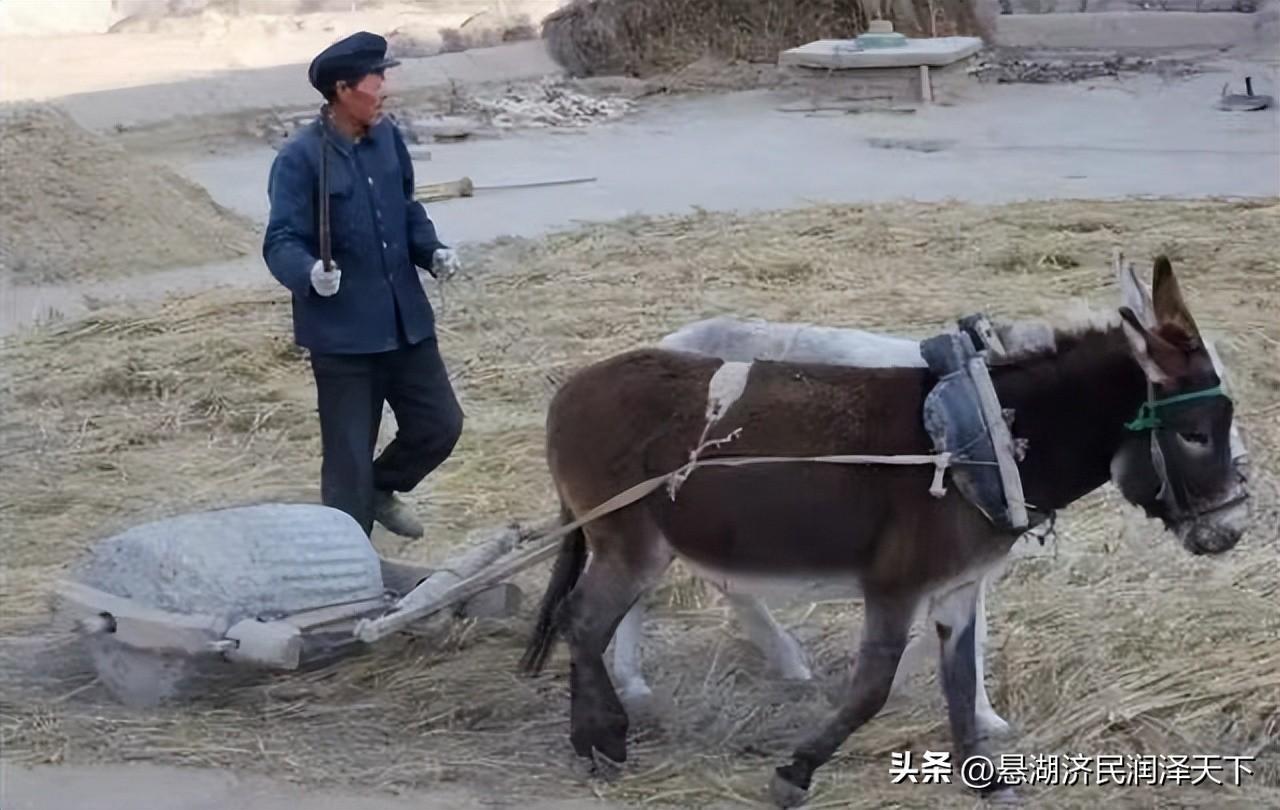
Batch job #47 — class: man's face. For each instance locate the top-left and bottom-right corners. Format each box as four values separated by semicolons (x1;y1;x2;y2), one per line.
335;69;386;128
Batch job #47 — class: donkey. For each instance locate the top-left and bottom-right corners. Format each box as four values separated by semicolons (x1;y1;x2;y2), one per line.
521;257;1250;805
606;311;1249;741
615;316;1024;736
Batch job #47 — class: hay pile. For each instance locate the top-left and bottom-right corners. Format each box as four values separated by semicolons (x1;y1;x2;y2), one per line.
2;198;1279;808
541;0;991;77
439;12;540;54
0;104;256;285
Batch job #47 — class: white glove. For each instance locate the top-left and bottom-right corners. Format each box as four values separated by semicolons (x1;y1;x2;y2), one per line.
310;259;341;296
432;248;461;280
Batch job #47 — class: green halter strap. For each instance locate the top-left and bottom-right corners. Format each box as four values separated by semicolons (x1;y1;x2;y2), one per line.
1125;384;1227;432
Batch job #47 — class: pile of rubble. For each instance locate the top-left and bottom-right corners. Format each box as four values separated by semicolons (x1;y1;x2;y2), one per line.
969;50;1201;84
460;78;636;129
252;79;637;149
251;111;317;149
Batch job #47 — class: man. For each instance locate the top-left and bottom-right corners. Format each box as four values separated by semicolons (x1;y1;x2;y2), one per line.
263;31;463;539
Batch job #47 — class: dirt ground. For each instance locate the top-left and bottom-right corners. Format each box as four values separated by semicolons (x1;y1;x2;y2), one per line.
1;14;1279;810
3;762;632;810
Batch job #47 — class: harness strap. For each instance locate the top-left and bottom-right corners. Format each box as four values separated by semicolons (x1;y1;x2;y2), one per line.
1125;384;1226;432
355;450;958;643
357;472;687;642
965;355;1029;530
1127;380;1235;516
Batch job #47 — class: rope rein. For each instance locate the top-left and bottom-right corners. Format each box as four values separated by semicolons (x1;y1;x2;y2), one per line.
525;435;999;555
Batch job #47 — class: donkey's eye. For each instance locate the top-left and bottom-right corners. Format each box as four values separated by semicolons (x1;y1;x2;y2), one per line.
1178;431;1210;446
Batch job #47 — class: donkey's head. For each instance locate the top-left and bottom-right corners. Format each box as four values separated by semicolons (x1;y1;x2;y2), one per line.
1109;256;1250;555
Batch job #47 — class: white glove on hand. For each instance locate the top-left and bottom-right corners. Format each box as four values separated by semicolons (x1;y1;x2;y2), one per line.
432;248;461;280
310;259;341;297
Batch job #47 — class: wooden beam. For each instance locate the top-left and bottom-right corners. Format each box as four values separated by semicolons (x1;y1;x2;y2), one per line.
58;580;226;656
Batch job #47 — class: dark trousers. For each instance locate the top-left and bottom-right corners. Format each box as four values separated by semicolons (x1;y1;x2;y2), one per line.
309;336;464;535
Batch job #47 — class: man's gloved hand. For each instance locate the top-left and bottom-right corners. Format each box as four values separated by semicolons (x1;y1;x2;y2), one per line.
310;259;341;296
432;248;461;280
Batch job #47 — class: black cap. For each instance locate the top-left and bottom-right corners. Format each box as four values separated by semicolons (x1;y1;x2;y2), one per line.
308;31;401;94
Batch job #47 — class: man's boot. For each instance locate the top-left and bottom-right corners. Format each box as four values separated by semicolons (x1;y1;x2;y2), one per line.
373;490;424;538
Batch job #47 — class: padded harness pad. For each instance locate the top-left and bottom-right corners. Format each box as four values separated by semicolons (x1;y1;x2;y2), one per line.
920;330;1029;533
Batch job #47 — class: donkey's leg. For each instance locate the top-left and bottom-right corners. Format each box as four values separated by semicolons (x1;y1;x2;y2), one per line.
887;598;933;697
562;518;670;765
769;592;918;808
932;580;1014;796
614;583;814;701
921;575;1009;737
972;577;1011;737
611;598;655;710
721;590;812;681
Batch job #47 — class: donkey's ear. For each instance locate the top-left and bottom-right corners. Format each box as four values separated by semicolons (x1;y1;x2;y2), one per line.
1114;249;1155;327
1150;256;1202;345
1120;306;1184;384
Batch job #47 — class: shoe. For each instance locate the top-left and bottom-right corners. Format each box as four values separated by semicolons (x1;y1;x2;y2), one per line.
373;490;424;538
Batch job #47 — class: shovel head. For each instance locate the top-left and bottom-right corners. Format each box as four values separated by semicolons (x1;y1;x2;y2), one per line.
1216;94;1273;111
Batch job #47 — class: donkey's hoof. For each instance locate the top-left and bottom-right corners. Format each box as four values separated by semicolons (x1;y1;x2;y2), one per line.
984;785;1021;805
590;747;625;782
774;663;813;683
769;766;810;808
971;773;1019;801
975;710;1013;739
569;748;624;783
570;714;628;766
768;651;813;682
618;684;656;718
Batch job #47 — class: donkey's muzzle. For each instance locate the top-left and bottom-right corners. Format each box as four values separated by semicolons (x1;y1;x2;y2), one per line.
1174;471;1250;555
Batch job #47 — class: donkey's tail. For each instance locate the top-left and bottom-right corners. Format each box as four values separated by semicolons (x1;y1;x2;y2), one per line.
519;499;587;676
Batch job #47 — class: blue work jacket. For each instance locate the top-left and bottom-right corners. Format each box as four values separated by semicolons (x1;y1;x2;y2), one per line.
263;113;447;354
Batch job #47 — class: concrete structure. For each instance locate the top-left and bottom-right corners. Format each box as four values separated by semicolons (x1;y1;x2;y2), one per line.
778;36;986;104
779;36;985;70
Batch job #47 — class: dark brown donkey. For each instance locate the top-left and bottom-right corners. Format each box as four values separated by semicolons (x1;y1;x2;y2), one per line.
521;258;1250;806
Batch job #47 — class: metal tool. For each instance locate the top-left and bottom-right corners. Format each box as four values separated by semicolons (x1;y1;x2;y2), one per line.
1217;77;1273;112
416;175;597;203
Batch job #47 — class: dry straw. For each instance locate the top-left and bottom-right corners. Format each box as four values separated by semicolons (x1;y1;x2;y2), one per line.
2;198;1278;807
0;104;256;284
541;0;989;77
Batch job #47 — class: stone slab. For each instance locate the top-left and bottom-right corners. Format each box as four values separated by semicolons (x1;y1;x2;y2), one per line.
780;36;984;70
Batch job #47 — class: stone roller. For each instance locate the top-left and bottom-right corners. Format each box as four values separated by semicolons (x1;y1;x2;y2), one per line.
55;503;536;707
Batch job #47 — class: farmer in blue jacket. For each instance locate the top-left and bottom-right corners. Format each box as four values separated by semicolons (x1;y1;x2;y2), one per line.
263;31;462;539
